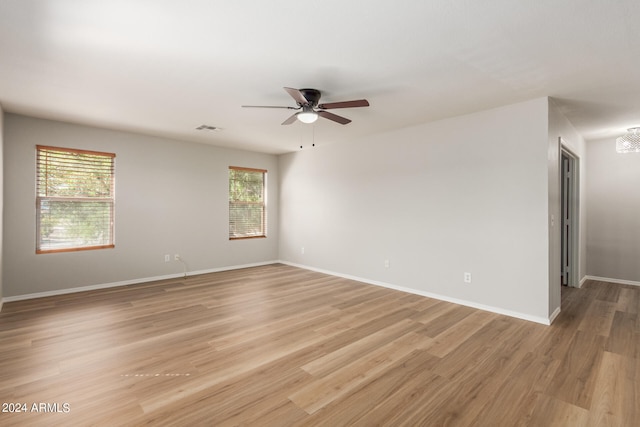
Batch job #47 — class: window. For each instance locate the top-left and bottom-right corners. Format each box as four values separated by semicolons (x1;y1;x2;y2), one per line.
36;145;116;253
229;166;267;239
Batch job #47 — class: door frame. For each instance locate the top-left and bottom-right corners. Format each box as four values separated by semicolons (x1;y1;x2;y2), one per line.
560;140;580;288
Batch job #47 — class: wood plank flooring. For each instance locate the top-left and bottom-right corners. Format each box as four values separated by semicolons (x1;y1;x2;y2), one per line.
0;264;638;426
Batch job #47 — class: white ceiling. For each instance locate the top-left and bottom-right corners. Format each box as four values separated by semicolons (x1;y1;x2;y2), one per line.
1;0;639;154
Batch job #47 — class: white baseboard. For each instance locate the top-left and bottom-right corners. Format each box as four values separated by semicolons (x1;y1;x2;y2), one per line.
548;306;562;324
279;261;553;325
3;260;566;326
583;275;640;287
1;261;279;303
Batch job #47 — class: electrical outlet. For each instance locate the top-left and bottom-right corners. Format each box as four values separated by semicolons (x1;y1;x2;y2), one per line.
164;254;170;262
301;247;305;254
464;272;472;283
384;259;390;268
174;254;180;261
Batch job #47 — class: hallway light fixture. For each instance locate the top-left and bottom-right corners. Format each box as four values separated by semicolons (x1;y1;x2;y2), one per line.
616;127;640;153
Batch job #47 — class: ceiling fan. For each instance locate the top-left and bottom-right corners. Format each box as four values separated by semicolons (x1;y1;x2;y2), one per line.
242;87;369;125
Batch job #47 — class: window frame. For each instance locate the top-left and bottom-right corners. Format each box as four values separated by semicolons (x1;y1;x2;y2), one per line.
228;166;267;240
36;145;116;254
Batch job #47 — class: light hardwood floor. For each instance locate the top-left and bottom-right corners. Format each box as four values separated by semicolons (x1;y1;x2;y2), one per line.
1;264;638;426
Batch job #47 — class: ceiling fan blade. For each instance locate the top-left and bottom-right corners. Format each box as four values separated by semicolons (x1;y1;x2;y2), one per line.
284;87;309;105
242;105;298;109
281;113;299;125
317;99;369;109
317;110;351;125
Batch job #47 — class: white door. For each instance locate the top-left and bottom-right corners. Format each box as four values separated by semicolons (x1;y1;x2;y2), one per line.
561;153;572;286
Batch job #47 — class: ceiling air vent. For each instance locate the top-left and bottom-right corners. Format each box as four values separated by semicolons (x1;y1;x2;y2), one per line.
196;125;221;132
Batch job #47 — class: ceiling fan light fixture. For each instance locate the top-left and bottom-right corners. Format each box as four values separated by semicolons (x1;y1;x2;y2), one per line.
616;127;640;153
297;110;318;124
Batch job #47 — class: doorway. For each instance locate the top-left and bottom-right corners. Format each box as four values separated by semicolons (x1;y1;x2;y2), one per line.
560;144;579;287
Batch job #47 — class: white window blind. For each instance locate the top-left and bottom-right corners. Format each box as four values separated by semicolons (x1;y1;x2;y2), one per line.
36;145;116;253
229;166;267;239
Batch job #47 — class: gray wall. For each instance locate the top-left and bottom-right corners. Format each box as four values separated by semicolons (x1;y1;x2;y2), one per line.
279;98;553;322
2;98;593;322
0;104;3;309
587;137;640;283
3;114;279;298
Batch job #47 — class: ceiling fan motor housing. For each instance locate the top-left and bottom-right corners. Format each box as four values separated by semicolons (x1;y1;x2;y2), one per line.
299;88;321;107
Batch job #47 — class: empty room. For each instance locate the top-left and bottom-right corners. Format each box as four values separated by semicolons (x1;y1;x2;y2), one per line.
1;1;639;426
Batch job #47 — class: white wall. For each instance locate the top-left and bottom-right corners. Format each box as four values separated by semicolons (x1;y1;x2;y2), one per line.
3;114;279;298
586;137;640;283
547;99;587;316
279;98;552;323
